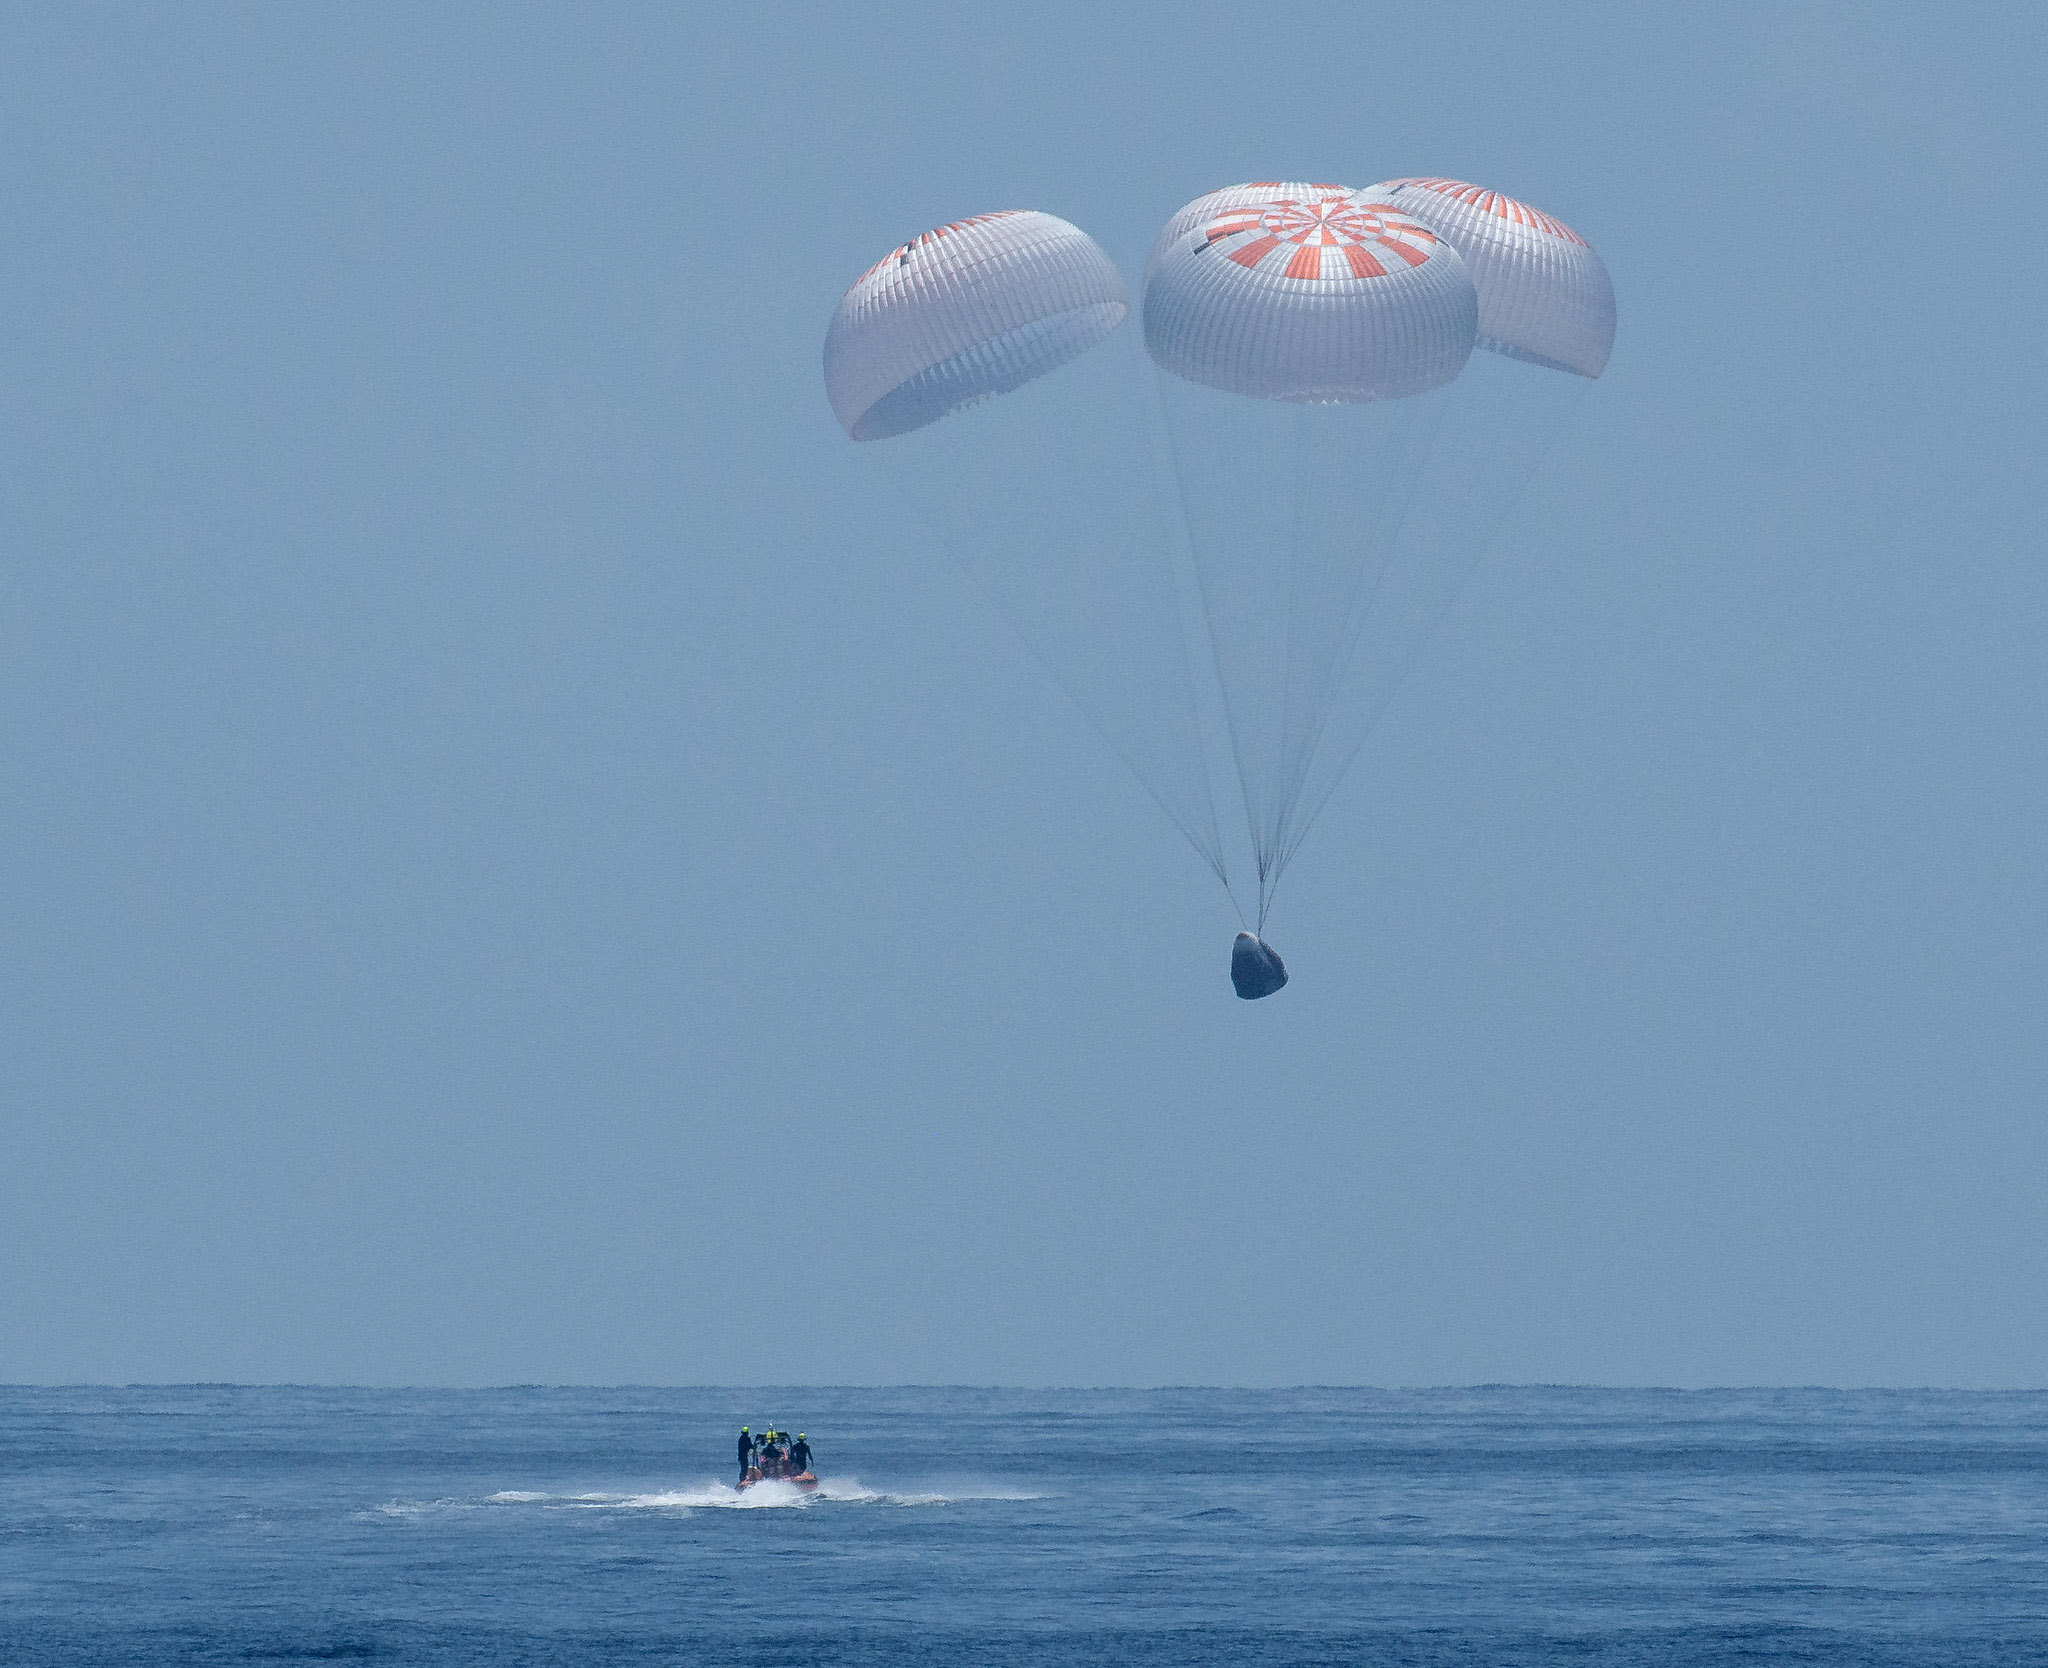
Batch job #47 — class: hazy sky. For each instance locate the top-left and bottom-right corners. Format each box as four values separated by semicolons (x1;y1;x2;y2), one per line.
3;3;2043;1387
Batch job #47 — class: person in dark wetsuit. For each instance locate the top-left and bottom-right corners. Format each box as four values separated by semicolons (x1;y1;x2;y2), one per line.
789;1434;812;1475
737;1426;755;1484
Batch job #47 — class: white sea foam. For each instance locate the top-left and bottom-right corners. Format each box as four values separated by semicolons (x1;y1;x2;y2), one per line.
461;1476;1038;1512
906;1481;1053;1502
365;1497;472;1519
364;1477;1047;1520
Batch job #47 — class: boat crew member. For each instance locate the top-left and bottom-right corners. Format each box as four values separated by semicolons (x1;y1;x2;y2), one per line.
789;1434;812;1475
737;1426;754;1484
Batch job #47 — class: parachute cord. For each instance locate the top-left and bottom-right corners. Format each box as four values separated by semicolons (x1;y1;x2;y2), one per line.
1273;382;1592;879
1132;334;1237;893
1262;389;1451;899
1152;365;1271;898
961;576;1230;884
876;438;1234;892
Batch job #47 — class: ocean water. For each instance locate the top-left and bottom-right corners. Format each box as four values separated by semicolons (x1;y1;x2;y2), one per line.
3;1387;2045;1665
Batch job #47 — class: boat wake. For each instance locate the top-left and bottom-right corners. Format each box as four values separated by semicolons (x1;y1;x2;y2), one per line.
535;1478;908;1510
484;1477;1015;1510
363;1478;1046;1520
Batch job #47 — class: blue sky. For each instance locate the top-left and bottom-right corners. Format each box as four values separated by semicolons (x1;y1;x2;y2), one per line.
2;2;2043;1386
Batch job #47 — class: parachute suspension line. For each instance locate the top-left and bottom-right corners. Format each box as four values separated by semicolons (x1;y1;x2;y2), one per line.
1267;400;1324;898
1154;366;1271;923
906;476;1235;892
1265;403;1353;897
1272;377;1592;882
1265;386;1453;887
1242;388;1450;919
1259;462;1314;896
1154;382;1436;936
1133;347;1243;912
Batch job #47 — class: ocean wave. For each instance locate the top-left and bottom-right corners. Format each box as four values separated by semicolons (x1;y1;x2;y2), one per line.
360;1497;473;1520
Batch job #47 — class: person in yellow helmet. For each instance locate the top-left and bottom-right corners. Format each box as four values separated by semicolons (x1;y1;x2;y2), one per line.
736;1425;754;1485
788;1432;812;1475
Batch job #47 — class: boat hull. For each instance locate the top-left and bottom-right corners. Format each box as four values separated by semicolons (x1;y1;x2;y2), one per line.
738;1470;817;1491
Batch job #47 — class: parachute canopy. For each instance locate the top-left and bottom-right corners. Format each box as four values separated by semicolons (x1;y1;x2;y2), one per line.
1143;182;1477;402
823;210;1129;441
1365;179;1615;377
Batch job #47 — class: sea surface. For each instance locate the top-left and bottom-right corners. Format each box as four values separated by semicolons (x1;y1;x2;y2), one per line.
3;1386;2045;1665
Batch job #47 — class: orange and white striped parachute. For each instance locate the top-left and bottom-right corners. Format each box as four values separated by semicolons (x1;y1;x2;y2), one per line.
1364;179;1615;378
1132;183;1490;929
1143;182;1477;402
